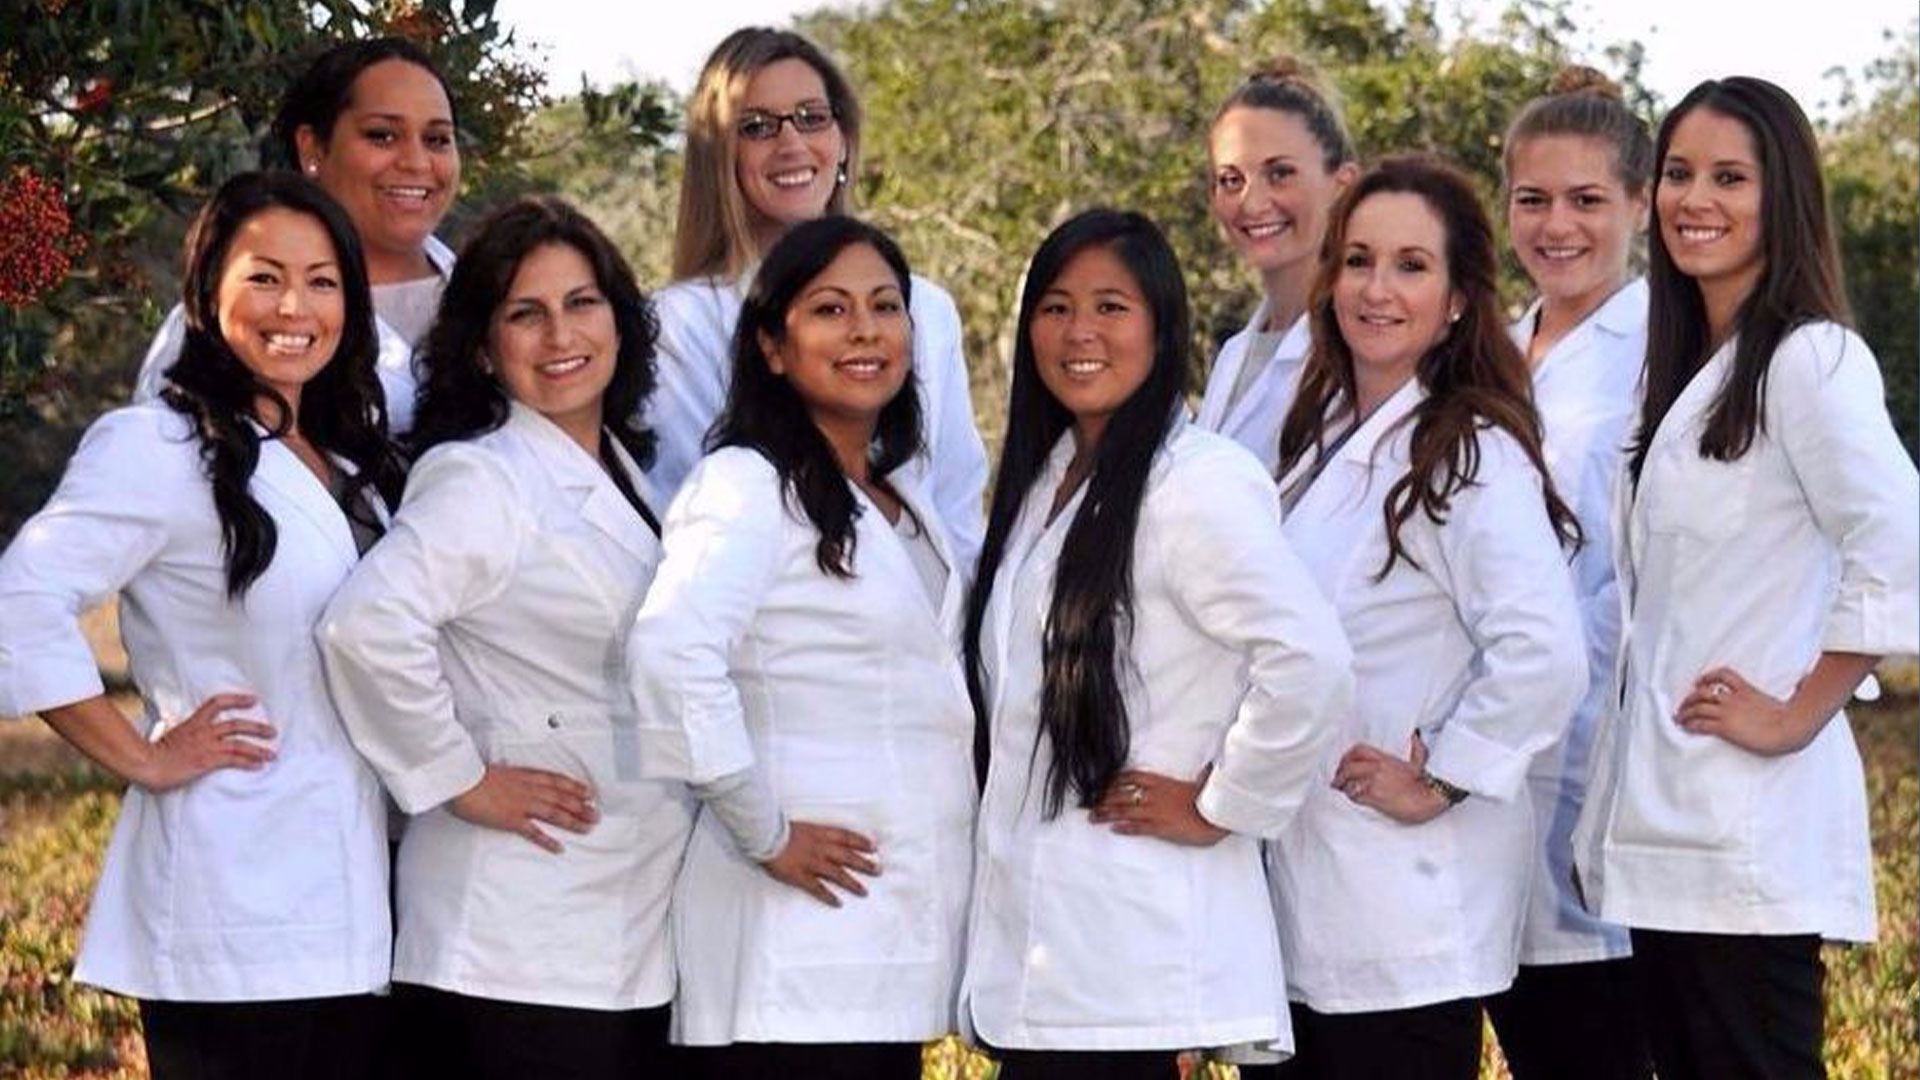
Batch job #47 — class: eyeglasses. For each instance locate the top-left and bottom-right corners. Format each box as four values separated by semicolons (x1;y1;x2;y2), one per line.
735;103;839;141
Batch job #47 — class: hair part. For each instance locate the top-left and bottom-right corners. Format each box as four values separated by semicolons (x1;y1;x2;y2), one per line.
962;208;1192;817
712;215;920;578
671;28;863;282
409;195;660;467
266;37;457;170
1278;155;1581;577
1502;63;1654;197
1629;77;1849;482
1211;55;1356;171
159;171;405;598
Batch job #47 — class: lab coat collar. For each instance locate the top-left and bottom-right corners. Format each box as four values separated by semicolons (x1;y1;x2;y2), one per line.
1335;376;1426;465
504;401;658;564
1511;278;1649;378
1198;298;1270;428
423;234;458;279
1646;333;1737;457
862;468;968;639
245;419;360;567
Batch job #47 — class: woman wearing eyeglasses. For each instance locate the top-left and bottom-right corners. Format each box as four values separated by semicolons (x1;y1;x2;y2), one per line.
647;27;988;569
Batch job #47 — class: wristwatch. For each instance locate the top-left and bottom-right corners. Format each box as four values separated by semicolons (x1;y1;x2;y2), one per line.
1419;770;1469;807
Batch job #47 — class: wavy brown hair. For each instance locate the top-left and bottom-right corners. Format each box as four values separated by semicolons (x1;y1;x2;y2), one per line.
1278;155;1579;576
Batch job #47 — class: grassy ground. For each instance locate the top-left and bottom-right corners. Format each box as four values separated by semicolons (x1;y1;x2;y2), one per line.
2;702;1914;1079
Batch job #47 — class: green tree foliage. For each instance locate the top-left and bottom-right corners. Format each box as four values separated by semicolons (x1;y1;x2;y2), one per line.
796;0;1650;447
1823;24;1918;460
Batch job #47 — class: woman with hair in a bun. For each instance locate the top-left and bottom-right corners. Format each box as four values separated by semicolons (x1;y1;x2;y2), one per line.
1482;65;1654;1080
135;36;462;434
1197;57;1357;474
649;27;987;567
1575;76;1918;1080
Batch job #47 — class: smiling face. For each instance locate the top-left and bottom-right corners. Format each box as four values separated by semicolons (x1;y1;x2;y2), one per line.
1332;191;1461;392
734;57;845;255
760;241;911;436
297;59;458;282
1209;105;1351;281
1656;105;1765;319
1028;243;1156;450
216;206;345;416
486;242;618;449
1507;133;1646;315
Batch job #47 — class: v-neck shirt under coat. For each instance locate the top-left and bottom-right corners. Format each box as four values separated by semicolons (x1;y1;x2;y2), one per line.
625;446;977;1044
1504;279;1646;965
0;403;391;1000
1195;301;1311;475
1573;322;1919;942
963;423;1352;1051
1269;379;1587;1013
317;402;694;1011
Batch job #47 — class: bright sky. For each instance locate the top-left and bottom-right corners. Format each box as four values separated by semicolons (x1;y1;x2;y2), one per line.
495;0;1913;119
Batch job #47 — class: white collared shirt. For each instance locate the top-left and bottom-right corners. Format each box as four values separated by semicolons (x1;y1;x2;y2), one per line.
1504;279;1647;965
1574;322;1919;942
0;403;391;1000
1269;379;1587;1013
318;402;694;1010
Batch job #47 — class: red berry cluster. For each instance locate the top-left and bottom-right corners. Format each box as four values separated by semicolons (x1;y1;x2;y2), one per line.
0;166;86;308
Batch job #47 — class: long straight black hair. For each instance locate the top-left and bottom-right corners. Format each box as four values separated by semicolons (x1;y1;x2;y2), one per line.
711;215;923;577
159;171;405;598
1628;76;1849;482
961;208;1190;817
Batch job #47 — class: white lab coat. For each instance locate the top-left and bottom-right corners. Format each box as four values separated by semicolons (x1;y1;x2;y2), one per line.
1194;301;1310;475
1573;322;1919;942
130;234;456;436
0;403;390;1001
963;423;1353;1052
645;273;989;571
626;446;977;1044
1269;379;1587;1013
317;402;695;1011
1505;279;1646;965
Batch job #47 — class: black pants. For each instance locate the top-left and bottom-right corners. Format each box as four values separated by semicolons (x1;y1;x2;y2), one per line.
391;983;672;1080
138;995;381;1080
680;1040;922;1079
985;1045;1183;1079
1629;928;1827;1080
1484;958;1651;1079
1242;998;1480;1080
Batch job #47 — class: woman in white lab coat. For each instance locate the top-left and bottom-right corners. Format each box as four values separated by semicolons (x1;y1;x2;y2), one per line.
650;27;987;566
1572;77;1919;1080
1197;57;1356;474
1260;157;1587;1080
1481;66;1654;1080
959;209;1353;1079
0;171;406;1079
626;215;975;1079
135;37;461;434
317;196;693;1079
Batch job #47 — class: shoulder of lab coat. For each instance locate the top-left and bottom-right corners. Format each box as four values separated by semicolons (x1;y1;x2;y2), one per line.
1196;299;1270;430
647;277;741;502
0;404;201;716
626;446;787;783
1410;424;1588;802
131;303;421;436
317;430;528;812
1151;427;1354;837
905;274;989;574
1766;321;1920;656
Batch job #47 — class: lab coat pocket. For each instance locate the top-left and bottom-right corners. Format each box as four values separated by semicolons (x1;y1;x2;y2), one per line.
1609;726;1764;858
1024;832;1192;1027
172;773;345;933
767;800;940;968
472;810;647;986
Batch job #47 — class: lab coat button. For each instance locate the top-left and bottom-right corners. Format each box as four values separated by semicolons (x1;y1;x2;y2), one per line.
547;713;562;729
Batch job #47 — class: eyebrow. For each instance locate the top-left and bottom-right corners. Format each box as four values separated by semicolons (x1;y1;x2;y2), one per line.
241;255;339;271
356;112;455;126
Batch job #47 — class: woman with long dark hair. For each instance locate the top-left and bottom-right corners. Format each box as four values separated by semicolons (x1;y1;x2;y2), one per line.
0;171;405;1078
317;196;693;1079
1197;56;1356;473
1482;65;1655;1080
1573;77;1918;1080
959;209;1351;1078
1261;157;1587;1079
626;216;975;1077
136;36;462;432
649;27;986;566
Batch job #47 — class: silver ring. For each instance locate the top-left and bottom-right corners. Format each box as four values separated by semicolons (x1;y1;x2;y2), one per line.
1128;784;1145;806
1710;682;1730;698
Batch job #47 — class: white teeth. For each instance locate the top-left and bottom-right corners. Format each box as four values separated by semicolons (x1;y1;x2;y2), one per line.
383;186;430;200
1357;315;1399;327
836;358;884;375
539;356;589;376
1538;247;1585;260
265;333;315;354
1678;226;1727;242
769;168;816;188
1063;359;1107;375
1242;221;1289;239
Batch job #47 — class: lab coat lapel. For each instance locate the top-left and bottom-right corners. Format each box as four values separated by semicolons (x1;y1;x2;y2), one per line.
1197;299;1267;430
508;403;655;566
250;432;357;568
987;436;1078;716
1222;311;1308;439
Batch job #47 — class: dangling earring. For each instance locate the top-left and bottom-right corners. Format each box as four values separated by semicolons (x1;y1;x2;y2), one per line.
835;161;848;188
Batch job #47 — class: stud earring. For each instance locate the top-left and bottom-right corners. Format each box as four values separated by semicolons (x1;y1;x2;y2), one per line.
835;161;848;187
304;162;319;176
